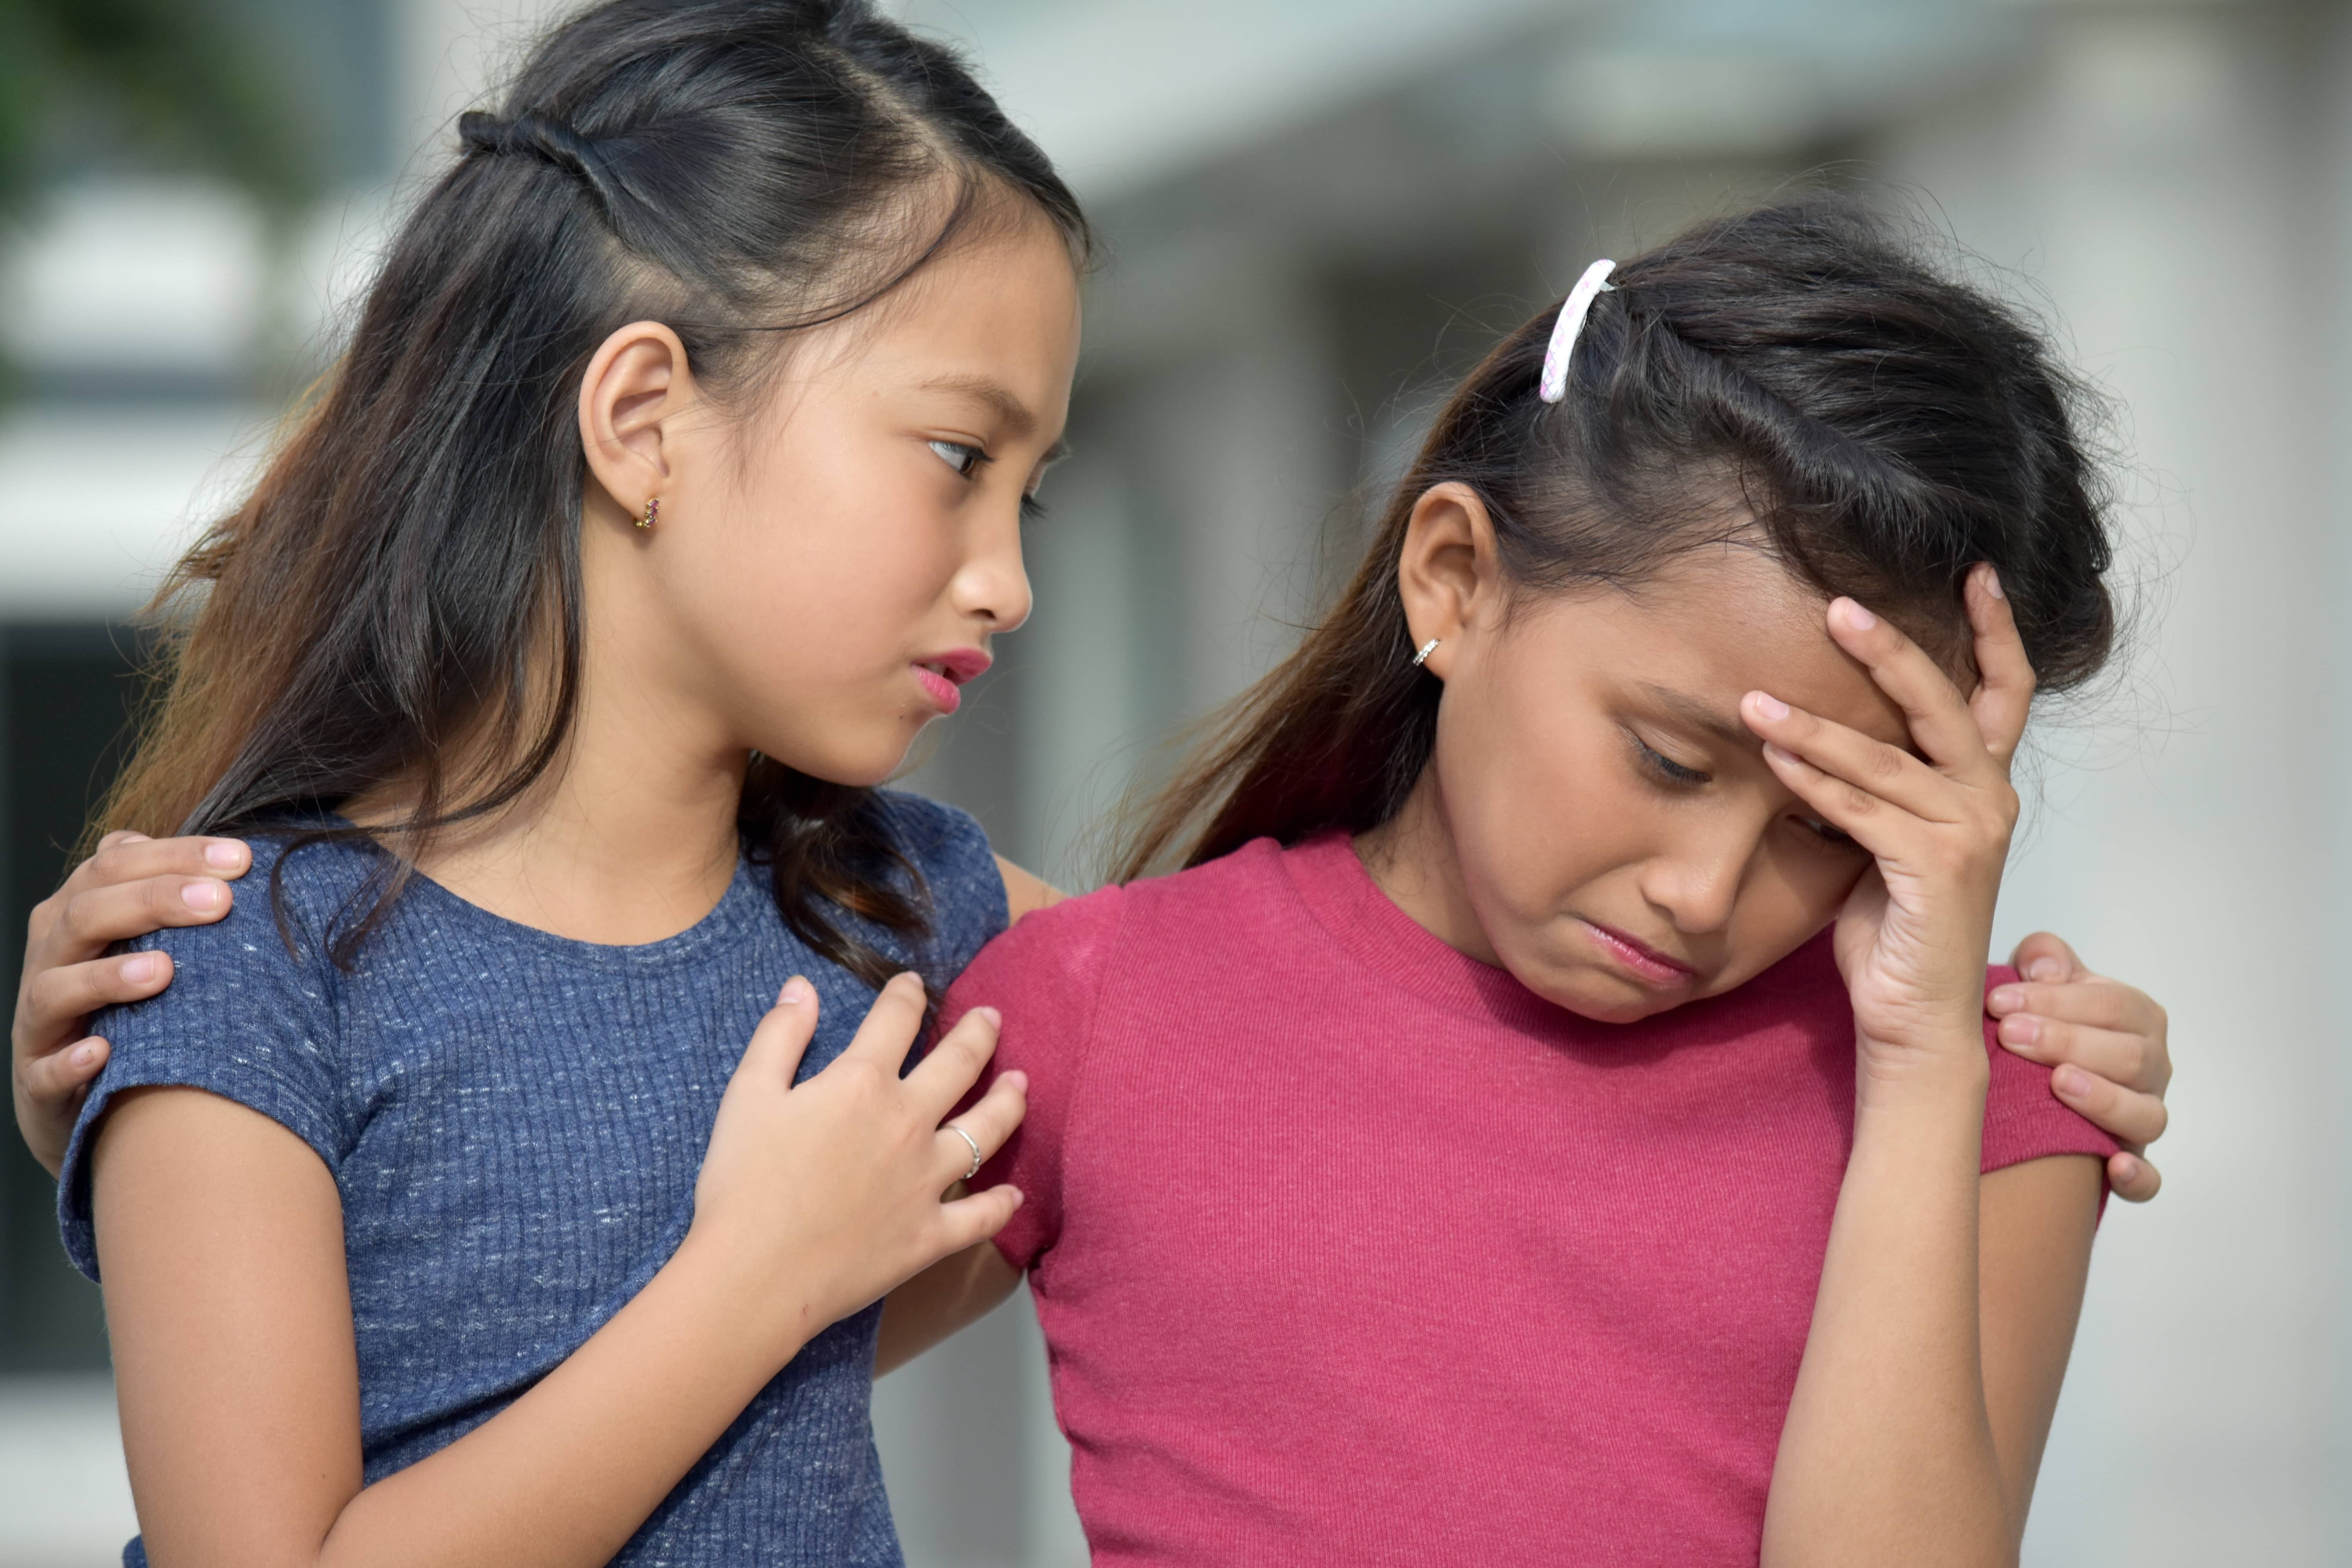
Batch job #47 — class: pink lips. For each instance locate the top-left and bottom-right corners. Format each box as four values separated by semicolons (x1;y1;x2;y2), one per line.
1581;920;1700;988
912;647;991;716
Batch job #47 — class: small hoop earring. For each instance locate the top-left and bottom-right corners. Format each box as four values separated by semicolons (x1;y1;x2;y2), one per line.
637;497;660;532
1411;638;1440;668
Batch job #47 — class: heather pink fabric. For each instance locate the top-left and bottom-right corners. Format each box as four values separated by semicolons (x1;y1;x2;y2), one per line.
945;834;2113;1566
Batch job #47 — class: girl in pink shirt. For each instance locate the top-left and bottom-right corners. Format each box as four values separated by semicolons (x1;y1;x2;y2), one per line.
893;199;2143;1565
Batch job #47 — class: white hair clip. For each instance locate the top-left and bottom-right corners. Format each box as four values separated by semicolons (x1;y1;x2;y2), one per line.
1538;258;1618;405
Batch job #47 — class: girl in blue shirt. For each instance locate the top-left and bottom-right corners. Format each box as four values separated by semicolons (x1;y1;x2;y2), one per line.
10;3;1082;1564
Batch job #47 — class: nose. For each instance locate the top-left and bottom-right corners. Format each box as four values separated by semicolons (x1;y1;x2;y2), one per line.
1638;814;1759;936
954;502;1033;634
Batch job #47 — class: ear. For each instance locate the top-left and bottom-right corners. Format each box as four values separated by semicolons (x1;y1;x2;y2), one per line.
1396;481;1504;681
577;321;699;528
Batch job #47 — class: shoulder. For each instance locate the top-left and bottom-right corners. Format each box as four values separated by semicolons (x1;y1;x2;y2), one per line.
947;840;1287;1018
65;828;370;1280
951;878;1128;1011
115;828;383;996
1979;963;2120;1173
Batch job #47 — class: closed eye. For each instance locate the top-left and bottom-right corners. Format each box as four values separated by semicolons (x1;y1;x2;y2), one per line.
1797;815;1861;850
1632;734;1709;788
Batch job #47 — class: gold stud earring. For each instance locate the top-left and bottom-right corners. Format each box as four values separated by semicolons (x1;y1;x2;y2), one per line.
637;497;660;531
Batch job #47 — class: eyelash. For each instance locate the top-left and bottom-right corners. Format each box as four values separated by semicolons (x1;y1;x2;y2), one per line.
928;439;1048;522
1632;733;1857;853
1799;816;1859;850
1633;736;1710;789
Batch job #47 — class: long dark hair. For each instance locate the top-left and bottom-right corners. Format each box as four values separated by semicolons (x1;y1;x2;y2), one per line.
1117;197;2115;878
100;0;1090;980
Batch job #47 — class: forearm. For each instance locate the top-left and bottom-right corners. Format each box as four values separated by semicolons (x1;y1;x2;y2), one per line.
1762;1051;2011;1568
876;1238;1020;1376
315;1237;812;1568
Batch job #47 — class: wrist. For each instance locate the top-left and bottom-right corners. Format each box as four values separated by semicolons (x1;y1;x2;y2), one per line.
666;1225;827;1368
1853;1028;1989;1113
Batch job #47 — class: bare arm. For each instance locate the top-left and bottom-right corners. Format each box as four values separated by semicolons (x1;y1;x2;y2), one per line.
93;975;1028;1568
1977;1156;2101;1525
1747;573;2098;1566
1762;1075;2097;1567
876;1239;1022;1376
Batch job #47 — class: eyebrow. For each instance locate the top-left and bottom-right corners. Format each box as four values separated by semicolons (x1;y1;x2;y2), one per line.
1633;682;1754;749
916;373;1069;464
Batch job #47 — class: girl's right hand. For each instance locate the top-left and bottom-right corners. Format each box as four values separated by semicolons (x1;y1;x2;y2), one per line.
13;831;252;1178
684;971;1027;1352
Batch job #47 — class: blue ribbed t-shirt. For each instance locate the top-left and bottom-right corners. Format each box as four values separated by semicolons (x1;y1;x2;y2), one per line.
58;790;1006;1568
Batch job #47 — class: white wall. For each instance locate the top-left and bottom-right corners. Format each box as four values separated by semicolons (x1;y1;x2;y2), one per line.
1880;5;2343;1560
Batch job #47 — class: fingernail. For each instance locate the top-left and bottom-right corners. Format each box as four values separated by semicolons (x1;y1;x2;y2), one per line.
2027;957;2063;982
779;976;814;1006
180;881;223;913
1007;1188;1024;1209
71;1042;104;1069
1983;566;2006;601
1987;985;2022;1013
2053;1064;2091;1096
1002;1070;1028;1091
2000;1015;2040;1046
1749;691;1790;722
1836;599;1878;630
204;842;245;870
1762;741;1798;767
2112;1154;2140;1184
124;953;161;984
972;1007;1002;1028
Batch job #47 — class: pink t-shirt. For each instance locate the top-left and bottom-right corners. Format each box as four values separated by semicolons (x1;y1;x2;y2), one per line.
944;834;2114;1566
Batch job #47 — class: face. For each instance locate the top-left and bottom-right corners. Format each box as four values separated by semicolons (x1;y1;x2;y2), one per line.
1394;500;1924;1025
580;207;1082;787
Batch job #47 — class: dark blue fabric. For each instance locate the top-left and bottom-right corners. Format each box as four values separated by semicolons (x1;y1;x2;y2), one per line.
59;791;1006;1568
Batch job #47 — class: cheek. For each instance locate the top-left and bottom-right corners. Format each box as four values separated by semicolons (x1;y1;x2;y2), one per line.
1433;659;1646;923
1717;838;1871;978
672;450;955;681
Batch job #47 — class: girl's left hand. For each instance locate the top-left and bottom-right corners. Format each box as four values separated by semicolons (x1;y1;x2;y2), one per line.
1741;565;2028;1085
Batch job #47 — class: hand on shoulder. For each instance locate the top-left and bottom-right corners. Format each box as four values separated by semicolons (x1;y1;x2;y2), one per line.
13;832;252;1178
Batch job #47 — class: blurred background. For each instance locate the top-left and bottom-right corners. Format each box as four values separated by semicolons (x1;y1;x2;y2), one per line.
0;0;2343;1563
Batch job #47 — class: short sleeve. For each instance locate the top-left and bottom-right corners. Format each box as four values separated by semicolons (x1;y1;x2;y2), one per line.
870;790;1009;983
1978;964;2120;1176
940;882;1128;1271
57;838;350;1282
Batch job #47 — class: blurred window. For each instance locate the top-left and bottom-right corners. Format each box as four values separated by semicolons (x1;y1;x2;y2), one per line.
0;623;148;1374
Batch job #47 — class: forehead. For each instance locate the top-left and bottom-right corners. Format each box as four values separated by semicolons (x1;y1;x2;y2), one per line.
1523;544;1914;748
821;212;1081;405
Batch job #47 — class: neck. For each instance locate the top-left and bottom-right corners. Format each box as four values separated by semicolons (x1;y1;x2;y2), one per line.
1353;771;1503;968
349;519;748;947
412;698;747;948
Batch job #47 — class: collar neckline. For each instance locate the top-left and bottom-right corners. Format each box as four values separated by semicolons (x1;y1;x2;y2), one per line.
1279;832;1581;1036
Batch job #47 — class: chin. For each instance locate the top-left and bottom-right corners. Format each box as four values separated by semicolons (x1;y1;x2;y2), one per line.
757;728;920;791
1535;970;1683;1028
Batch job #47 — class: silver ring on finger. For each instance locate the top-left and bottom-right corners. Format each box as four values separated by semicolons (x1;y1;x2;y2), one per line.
947;1123;983;1183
